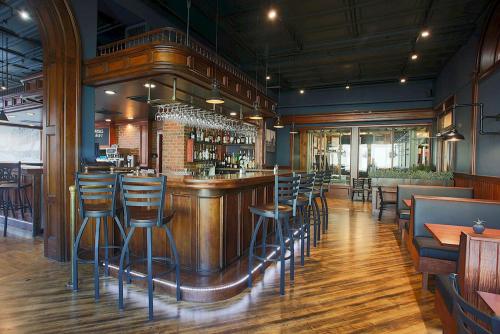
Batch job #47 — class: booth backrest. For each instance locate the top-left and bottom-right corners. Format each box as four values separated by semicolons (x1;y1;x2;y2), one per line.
412;196;500;238
397;185;473;213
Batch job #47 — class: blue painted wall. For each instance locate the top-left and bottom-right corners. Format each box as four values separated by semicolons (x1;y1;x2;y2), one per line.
275;80;435;166
433;28;500;177
71;0;98;162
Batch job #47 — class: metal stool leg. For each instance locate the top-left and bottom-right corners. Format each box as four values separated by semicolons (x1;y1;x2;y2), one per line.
114;216;130;283
17;189;25;220
2;191;8;237
146;227;154;320
72;217;90;291
284;216;294;282
94;217;101;300
119;226;135;310
260;218;268;274
103;218;109;277
247;216;264;288
275;218;285;295
299;206;305;266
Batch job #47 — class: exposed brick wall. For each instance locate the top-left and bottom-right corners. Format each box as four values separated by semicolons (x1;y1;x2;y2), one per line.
117;123;140;149
150;121;160;171
162;121;188;172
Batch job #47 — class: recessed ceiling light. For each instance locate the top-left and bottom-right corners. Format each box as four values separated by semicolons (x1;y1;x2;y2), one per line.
144;83;156;88
105;118;111;122
229;111;237;116
19;10;30;21
411;54;418;60
421;30;430;38
266;75;271;80
127;116;134;120
299;89;305;94
267;8;277;20
26;112;35;116
345;85;350;90
105;90;116;95
400;78;407;83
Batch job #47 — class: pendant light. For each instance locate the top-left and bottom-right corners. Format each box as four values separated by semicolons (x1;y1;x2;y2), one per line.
445;128;464;142
249;101;263;120
274;114;284;128
290;123;299;134
206;0;224;105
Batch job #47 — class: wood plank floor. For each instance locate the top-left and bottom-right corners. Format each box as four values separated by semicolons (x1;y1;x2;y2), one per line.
0;198;442;333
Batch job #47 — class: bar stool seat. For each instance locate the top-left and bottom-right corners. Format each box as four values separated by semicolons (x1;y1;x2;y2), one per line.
128;207;175;226
281;195;309;207
83;203;114;217
249;203;292;218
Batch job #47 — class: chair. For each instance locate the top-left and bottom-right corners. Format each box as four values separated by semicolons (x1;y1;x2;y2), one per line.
248;174;299;295
73;172;127;299
351;178;365;201
449;273;500;334
320;170;332;231
313;171;327;236
365;178;372;201
377;186;396;220
0;162;33;235
118;175;180;320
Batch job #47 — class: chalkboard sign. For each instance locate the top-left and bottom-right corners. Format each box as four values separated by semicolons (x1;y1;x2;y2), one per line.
95;127;110;147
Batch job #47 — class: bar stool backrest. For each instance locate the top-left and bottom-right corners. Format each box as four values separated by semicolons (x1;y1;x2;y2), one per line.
297;172;315;205
377;186;385;204
276;174;301;216
76;172;118;218
0;162;21;185
314;171;324;191
120;175;166;227
449;273;500;334
366;178;372;190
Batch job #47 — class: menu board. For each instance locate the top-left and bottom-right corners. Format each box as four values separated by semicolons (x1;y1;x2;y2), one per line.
95;127;110;147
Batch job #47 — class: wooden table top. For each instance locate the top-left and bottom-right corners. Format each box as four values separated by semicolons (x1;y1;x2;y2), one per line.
403;199;412;207
477;291;500;316
424;224;500;247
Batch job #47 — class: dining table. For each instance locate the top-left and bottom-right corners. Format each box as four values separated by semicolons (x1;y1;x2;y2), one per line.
477;291;500;316
424;223;500;247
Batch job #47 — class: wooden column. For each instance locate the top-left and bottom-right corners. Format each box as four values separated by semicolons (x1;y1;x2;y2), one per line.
28;0;81;261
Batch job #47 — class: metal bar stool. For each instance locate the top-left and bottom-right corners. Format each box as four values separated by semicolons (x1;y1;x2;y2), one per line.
294;172;316;263
248;174;299;295
0;162;32;235
118;175;180;320
319;170;332;231
73;172;127;300
0;186;15;237
310;171;325;241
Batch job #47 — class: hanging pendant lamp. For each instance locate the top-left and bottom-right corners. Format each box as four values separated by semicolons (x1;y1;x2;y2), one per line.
248;101;263;120
445;128;464;142
274;115;284;128
206;0;224;105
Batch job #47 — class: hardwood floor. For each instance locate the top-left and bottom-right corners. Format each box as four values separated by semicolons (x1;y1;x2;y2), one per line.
0;198;442;333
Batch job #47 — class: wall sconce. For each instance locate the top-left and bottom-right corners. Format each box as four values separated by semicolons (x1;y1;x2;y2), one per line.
477;103;500;135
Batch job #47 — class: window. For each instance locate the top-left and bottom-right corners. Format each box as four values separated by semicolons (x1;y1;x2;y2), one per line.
307;128;351;185
358;126;430;177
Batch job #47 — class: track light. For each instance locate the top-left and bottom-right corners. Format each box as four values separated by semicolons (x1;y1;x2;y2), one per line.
19;10;30;21
266;75;271;80
299;89;304;94
411;54;418;60
421;30;430;38
268;8;277;20
400;78;407;83
345;85;350;90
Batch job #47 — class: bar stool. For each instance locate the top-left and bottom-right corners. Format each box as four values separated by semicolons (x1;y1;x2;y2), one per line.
0;162;32;235
118;175;180;320
295;172;316;264
320;170;332;231
73;172;127;300
311;171;326;240
248;174;299;295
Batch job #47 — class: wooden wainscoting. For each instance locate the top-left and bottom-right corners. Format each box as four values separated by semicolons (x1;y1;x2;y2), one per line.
454;173;500;200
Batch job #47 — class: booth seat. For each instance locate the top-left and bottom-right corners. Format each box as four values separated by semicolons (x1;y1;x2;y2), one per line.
407;196;500;289
396;185;473;241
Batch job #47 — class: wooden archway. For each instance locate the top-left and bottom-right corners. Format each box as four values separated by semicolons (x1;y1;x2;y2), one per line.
28;0;81;261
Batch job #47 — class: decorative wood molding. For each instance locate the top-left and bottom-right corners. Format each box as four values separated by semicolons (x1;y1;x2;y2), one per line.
83;29;276;116
28;0;81;261
281;108;435;124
